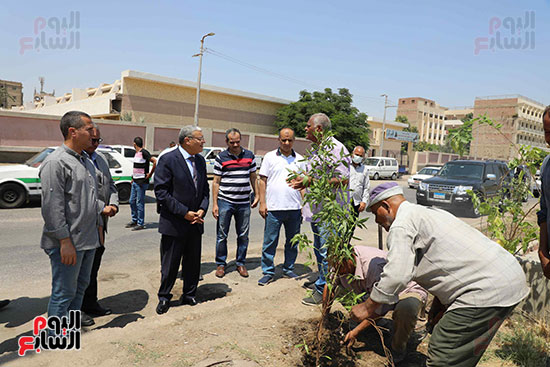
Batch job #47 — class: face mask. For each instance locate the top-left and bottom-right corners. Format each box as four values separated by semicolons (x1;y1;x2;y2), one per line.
352;155;363;164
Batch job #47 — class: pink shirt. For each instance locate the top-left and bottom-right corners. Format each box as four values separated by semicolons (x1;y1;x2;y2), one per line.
302;137;350;222
337;246;427;314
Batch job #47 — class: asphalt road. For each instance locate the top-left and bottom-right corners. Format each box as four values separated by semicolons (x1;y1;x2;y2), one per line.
0;178;445;290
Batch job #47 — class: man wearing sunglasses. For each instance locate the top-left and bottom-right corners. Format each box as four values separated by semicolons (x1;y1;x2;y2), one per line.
81;127;119;325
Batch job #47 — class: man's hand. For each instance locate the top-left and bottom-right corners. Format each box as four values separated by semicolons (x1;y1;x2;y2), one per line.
145;173;152;180
538;249;550;279
358;202;367;213
251;196;259;208
212;204;219;220
343;327;360;348
185;211;204;225
259;203;268;219
102;205;117;217
197;209;205;219
288;175;305;190
59;238;76;266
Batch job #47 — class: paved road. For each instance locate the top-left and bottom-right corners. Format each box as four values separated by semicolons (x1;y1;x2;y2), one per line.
0;178;471;290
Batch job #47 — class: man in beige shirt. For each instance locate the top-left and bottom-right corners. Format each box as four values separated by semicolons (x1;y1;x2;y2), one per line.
345;182;529;366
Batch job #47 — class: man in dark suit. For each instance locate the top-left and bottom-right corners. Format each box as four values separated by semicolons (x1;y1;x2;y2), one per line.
154;125;209;315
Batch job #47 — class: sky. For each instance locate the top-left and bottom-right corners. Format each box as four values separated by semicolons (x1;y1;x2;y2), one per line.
1;0;548;120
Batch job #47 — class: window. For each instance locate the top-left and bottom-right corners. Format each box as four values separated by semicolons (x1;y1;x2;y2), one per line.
439;163;484;180
411;99;416;103
365;158;380;166
104;152;122;169
402;100;406;104
391;160;397;166
124;148;136;158
485;164;496;178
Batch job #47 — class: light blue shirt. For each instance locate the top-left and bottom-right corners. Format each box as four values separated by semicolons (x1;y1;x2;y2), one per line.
178;145;195;179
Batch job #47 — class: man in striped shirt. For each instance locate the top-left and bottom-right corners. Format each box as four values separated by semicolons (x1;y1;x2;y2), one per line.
212;128;259;278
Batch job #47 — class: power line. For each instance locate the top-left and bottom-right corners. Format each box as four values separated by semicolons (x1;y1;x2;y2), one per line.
204;48;383;102
205;48;322;90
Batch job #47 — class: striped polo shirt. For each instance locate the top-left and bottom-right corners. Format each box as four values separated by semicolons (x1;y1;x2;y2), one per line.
214;148;256;204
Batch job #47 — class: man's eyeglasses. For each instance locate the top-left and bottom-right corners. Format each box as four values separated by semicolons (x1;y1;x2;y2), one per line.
92;138;103;144
188;136;206;142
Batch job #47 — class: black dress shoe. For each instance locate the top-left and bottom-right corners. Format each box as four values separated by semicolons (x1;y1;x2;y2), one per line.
82;303;112;316
180;296;198;306
81;312;95;327
0;299;10;310
156;300;170;315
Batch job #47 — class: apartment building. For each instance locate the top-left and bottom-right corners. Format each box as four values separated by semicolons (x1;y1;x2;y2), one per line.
470;95;548;160
396;97;447;145
0;80;23;109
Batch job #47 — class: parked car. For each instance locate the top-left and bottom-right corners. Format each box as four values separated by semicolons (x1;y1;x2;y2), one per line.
106;144;136;163
534;169;541;198
513;165;539;201
416;160;511;217
364;157;399;180
0;147;134;209
408;166;441;189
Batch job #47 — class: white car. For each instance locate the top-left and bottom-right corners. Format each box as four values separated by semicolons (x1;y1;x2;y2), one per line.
200;147;263;175
104;144;136;163
408;166;441;189
0;147;134;209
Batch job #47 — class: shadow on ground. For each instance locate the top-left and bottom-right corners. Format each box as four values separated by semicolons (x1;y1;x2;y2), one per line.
0;289;149;356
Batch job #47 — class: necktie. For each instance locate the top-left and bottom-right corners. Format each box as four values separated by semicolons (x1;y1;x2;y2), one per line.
188;156;198;189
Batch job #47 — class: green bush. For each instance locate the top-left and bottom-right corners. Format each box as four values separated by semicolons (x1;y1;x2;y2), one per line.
495;321;549;367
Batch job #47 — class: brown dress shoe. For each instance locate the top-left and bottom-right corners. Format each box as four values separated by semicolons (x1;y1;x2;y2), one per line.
215;265;225;278
236;265;249;278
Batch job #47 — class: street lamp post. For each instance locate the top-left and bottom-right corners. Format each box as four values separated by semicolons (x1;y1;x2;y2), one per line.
193;32;215;126
379;94;397;156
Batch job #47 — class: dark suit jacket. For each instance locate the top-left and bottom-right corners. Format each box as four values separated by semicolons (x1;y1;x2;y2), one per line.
154;148;209;237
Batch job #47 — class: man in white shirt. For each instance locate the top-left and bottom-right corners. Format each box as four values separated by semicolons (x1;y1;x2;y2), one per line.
349;146;370;216
257;128;304;285
345;182;529;366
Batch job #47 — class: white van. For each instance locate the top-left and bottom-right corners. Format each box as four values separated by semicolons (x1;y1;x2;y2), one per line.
364;157;399;180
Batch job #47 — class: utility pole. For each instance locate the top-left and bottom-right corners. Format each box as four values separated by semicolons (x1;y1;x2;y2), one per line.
193;32;215;126
379;94;397;157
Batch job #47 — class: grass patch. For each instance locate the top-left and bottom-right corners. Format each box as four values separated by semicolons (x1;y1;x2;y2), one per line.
223;342;261;363
494;314;550;367
115;342;163;365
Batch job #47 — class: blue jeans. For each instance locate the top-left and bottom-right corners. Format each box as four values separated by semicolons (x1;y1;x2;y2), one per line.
216;199;250;267
130;181;148;226
261;210;301;276
45;247;96;319
311;222;329;294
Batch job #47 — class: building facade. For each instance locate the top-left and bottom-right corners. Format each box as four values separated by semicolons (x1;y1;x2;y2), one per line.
396;97;447;146
18;70;291;136
470;95;548;160
367;117;408;162
0;80;23;109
